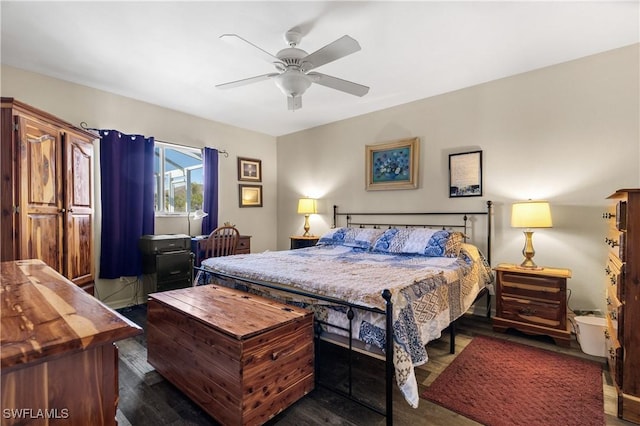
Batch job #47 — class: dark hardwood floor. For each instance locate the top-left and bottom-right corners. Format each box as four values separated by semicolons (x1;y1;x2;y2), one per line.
115;304;630;426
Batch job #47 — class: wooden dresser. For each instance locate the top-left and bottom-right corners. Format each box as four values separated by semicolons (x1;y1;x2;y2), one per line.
1;259;142;426
191;234;251;266
604;189;640;423
147;285;314;426
493;263;572;346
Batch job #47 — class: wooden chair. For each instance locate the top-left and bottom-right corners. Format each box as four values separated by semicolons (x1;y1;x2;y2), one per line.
205;226;240;258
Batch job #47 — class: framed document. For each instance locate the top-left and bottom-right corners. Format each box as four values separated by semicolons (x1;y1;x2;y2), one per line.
449;150;482;198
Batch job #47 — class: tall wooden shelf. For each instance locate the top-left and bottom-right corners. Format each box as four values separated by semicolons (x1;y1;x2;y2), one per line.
604;188;640;424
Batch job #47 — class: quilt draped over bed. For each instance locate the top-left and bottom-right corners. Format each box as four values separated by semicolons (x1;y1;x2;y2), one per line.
198;243;493;408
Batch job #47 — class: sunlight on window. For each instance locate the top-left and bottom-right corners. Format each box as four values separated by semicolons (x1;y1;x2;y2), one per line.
154;143;203;214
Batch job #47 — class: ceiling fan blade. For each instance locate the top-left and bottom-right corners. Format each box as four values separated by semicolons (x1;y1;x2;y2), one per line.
302;35;361;71
219;34;282;65
216;73;278;90
308;72;369;97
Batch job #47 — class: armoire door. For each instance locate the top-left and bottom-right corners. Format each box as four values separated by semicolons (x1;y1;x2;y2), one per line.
63;131;94;288
17;116;64;273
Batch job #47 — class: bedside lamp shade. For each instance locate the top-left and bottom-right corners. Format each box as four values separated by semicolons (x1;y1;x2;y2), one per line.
297;198;317;237
511;201;552;229
511;200;552;269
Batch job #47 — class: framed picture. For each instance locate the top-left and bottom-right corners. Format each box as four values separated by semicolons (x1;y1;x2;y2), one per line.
365;137;419;190
239;184;262;207
449;150;483;197
237;157;262;182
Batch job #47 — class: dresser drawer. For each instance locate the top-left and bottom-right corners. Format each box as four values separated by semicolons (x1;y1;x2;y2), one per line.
499;271;564;302
606;253;624;303
500;296;563;327
236;236;251;254
605;322;623;386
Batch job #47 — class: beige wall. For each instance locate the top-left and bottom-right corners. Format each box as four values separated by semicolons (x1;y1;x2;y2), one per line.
1;65;278;308
277;44;640;313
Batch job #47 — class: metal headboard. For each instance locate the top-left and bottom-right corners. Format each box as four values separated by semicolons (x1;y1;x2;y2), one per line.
332;200;493;264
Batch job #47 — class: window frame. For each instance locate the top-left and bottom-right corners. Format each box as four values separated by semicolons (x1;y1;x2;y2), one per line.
154;142;203;216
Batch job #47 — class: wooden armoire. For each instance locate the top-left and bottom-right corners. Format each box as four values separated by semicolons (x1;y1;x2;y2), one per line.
1;98;96;294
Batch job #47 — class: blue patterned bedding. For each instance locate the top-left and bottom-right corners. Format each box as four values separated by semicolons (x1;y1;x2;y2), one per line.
197;242;493;408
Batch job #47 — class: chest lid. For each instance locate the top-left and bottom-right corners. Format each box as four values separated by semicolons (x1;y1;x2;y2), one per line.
149;284;311;340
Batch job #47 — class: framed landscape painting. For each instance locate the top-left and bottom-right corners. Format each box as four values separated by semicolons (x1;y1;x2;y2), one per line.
239;184;262;207
365;137;419;190
449;150;483;197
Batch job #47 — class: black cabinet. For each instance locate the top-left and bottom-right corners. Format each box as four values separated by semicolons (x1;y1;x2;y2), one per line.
139;235;193;292
153;251;193;291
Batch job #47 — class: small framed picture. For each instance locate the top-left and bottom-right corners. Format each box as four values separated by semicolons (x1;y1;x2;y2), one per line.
365;137;419;190
239;184;262;208
449;150;483;198
237;157;262;182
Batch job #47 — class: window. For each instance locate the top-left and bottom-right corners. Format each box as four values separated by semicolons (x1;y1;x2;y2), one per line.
154;143;203;214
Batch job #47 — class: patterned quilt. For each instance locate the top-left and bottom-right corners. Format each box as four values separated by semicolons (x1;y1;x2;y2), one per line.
198;243;493;408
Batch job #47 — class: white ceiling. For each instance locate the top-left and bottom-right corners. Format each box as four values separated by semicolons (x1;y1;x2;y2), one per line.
1;1;638;137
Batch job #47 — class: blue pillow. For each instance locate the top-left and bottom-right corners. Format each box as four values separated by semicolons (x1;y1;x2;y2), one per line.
372;228;463;257
317;227;385;250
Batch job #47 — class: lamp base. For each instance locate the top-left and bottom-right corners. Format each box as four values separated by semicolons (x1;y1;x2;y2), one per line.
517;230;545;270
516;263;544;271
302;214;311;237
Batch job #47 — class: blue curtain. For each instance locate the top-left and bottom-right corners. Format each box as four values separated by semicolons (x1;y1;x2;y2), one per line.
201;147;219;235
99;130;155;279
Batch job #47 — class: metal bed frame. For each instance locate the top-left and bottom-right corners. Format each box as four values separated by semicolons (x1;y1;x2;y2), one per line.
195;201;493;426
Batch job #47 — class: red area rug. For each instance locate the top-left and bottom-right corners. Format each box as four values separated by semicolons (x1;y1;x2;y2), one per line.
421;335;604;426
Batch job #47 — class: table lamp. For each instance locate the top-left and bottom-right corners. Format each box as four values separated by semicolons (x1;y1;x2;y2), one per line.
511;200;552;270
188;209;209;237
297;198;317;237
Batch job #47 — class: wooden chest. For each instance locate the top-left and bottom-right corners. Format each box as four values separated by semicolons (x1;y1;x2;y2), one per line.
147;284;314;426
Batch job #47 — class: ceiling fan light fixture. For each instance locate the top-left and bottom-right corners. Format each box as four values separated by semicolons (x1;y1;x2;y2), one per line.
274;70;312;97
217;31;368;110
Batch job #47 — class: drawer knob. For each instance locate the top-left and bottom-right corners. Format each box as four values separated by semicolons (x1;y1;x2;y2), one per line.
518;307;537;316
604;237;619;247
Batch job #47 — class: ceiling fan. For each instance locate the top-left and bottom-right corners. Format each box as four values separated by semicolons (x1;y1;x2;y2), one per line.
216;29;369;111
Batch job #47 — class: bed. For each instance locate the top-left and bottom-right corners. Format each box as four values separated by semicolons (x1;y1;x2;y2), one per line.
195;202;494;425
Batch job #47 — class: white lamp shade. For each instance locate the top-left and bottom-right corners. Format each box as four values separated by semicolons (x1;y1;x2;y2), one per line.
190;209;209;220
511;201;552;228
297;198;317;215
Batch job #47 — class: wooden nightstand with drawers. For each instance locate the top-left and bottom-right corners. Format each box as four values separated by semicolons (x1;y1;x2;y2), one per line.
492;263;572;346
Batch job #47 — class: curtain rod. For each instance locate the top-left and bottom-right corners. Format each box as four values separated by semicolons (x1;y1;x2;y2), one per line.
79;122;229;158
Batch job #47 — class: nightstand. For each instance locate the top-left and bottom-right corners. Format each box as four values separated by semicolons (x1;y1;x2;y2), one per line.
290;236;319;250
493;263;572;346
